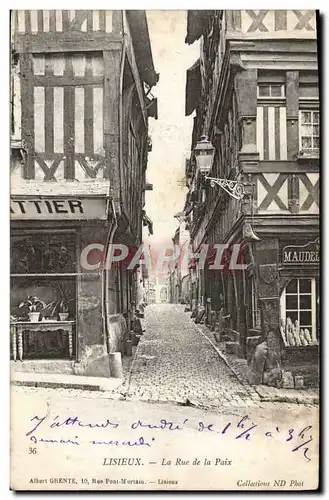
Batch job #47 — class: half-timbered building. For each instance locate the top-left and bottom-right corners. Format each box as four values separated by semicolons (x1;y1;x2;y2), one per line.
10;10;158;376
184;10;319;386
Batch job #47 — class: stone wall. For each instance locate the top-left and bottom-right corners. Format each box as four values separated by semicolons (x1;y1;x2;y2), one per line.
76;224;108;359
72;314;127;378
107;313;128;353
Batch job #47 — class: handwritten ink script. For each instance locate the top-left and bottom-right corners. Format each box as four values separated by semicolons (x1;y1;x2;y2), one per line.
25;413;314;463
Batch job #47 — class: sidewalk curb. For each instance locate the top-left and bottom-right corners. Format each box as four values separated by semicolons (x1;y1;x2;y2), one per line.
194;320;319;406
11;373;123;393
254;385;319;405
194;322;250;388
12;380;100;391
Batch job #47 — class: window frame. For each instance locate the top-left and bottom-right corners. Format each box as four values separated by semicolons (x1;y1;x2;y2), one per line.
257;83;285;100
299;109;320;158
280;278;317;343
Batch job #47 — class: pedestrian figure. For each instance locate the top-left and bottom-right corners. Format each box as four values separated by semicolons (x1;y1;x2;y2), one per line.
132;306;144;335
218;307;230;339
217;293;230;341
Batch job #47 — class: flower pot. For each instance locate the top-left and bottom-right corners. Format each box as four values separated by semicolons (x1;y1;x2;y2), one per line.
28;312;40;322
59;313;69;321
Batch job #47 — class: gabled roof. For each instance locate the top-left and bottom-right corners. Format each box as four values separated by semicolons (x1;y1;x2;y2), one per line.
126;11;159;88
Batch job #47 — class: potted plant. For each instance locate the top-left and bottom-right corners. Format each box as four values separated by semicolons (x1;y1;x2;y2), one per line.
19;296;46;322
58;300;69;321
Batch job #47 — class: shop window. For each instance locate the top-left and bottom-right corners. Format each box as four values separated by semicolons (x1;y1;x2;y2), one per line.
11;233;76;274
280;278;318;346
10;232;77;359
10;276;76;359
299;110;319;157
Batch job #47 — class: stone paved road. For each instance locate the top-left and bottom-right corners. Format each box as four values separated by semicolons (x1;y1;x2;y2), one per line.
125;304;261;408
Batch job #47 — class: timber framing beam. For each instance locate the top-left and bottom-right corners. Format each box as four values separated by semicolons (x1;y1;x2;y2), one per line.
14;33;122;53
243;162;319;174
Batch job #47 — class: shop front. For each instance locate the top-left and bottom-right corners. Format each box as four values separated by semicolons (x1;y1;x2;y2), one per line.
245;234;320;388
10;193;116;376
214;234;320;388
278;237;320;387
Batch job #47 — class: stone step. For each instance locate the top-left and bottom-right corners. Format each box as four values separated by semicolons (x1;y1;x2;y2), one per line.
11;371;123;392
10;359;75;375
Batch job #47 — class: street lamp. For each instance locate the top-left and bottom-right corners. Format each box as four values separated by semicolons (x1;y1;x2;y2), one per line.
194;135;215;176
194;135;249;201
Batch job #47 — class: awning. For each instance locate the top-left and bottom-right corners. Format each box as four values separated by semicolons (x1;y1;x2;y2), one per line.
185;59;201;116
185;10;213;45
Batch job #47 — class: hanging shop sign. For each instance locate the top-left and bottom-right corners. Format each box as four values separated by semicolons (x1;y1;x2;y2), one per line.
282;238;320;264
10;196;108;220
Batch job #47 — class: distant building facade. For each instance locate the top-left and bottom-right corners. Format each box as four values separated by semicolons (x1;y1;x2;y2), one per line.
168;220;190;304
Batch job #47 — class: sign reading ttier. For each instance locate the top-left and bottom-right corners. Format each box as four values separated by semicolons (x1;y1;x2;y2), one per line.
10;197;108;220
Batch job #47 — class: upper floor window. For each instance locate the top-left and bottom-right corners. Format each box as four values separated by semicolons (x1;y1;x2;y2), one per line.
299;110;319;157
257;84;285;99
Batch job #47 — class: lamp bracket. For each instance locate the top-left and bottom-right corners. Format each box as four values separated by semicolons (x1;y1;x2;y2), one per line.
205;177;250;200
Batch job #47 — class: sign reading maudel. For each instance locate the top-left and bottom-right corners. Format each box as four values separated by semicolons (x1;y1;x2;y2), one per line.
10;197;108;220
282;238;320;264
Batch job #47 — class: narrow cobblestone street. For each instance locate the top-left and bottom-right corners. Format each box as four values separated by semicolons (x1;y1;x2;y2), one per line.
125;304;261;408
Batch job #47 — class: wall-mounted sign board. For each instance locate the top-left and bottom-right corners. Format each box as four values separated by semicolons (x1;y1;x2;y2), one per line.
282;238;320;264
10;197;108;220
